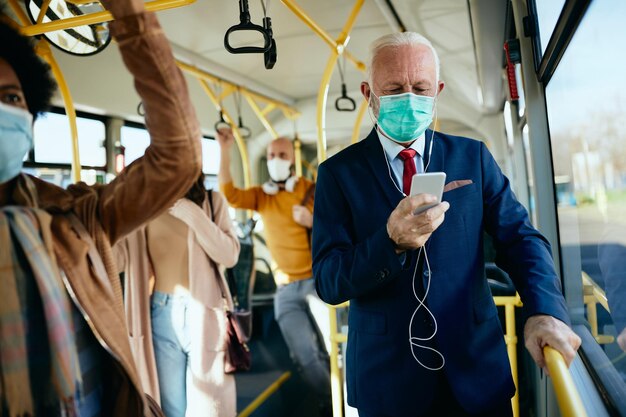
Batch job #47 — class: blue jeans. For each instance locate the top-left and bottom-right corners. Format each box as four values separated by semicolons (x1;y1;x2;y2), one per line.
151;291;191;417
274;278;331;408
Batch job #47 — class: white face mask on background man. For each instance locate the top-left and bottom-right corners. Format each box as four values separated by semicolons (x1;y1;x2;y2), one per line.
0;102;33;183
267;158;292;182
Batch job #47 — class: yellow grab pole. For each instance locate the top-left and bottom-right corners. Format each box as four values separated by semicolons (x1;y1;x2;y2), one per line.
36;41;82;183
328;306;343;417
505;302;519;417
237;372;292;417
316;53;338;163
280;0;366;71
177;61;299;120
494;295;523;417
294;136;302;177
36;0;53;25
351;98;368;144
20;0;197;36
544;347;588;417
198;80;251;189
242;91;279;139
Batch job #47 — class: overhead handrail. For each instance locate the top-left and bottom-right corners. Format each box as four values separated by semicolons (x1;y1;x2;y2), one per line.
544;346;589;417
17;0;197;36
176;60;300;121
334;53;356;112
224;0;271;54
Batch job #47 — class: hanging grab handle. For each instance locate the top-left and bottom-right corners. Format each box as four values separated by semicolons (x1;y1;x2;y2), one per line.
238;116;252;139
263;16;277;69
224;0;272;54
214;110;231;132
335;83;356;112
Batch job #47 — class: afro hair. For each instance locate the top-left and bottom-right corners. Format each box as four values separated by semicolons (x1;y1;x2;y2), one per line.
0;6;57;118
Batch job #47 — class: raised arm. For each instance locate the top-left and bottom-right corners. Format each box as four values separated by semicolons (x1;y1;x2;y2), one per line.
216;128;260;210
91;0;202;244
169;194;240;268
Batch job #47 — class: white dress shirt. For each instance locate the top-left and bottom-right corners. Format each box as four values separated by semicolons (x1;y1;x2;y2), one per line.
377;129;426;195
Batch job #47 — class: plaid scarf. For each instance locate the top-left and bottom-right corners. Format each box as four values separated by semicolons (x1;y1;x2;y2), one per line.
0;205;81;417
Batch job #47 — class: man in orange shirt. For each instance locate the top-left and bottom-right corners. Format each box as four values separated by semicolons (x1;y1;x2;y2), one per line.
217;128;331;415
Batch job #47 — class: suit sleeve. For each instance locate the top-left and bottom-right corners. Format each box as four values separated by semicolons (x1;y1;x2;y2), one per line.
480;142;570;324
312;162;405;305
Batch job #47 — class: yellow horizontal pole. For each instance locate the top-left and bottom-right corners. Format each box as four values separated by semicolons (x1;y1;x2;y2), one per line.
242;91;279;139
351;98;368;144
20;0;196;36
237;372;292;417
280;0;366;72
217;85;236;104
198;80;251;189
36;41;81;183
544;346;588;417
177;61;300;120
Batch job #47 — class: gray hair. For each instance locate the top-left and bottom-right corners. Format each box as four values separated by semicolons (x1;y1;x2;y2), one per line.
367;32;441;83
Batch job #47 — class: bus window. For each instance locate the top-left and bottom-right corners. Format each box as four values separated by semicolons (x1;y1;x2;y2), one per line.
33;111;106;167
532;0;567;56
201;138;220;176
120;125;150;166
544;0;626;398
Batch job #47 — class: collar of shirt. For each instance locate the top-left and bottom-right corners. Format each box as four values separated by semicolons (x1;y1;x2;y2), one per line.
376;129;426;192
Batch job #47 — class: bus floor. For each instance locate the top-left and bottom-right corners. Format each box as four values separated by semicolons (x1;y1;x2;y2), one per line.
235;305;325;417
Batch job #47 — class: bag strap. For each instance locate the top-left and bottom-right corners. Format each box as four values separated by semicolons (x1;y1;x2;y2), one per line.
300;183;315;207
207;189;215;220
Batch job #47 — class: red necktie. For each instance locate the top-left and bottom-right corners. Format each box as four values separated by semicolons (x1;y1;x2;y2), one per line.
398;148;417;195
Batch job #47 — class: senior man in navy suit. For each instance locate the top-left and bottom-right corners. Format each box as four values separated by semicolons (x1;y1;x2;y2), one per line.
312;32;581;417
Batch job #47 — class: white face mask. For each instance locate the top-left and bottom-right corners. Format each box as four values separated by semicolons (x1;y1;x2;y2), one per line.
0;102;34;183
267;158;292;182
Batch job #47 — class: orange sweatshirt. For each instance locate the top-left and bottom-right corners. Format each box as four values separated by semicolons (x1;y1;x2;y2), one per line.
220;179;314;285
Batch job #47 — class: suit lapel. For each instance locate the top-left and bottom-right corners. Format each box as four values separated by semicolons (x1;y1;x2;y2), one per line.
361;128;404;209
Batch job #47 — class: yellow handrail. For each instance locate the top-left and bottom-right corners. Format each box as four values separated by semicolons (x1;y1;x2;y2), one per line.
279;0;365;72
494;294;523;417
280;0;366;164
237;372;292;417
582;272;614;344
544;346;588;417
177;61;300;121
19;0;197;36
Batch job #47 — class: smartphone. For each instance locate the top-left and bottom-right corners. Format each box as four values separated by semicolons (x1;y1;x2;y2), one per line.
409;172;446;214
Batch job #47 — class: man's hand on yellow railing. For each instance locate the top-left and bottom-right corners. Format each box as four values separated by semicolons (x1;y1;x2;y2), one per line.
524;315;582;374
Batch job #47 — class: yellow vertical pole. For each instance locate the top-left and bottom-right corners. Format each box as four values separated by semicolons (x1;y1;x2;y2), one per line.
294;136;303;177
351;98;368;144
198;80;251;189
8;1;82;183
505;301;519;417
329;306;343;417
37;41;82;183
316;54;338;163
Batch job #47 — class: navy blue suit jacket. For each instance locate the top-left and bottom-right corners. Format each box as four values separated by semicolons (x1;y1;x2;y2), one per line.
312;129;570;415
